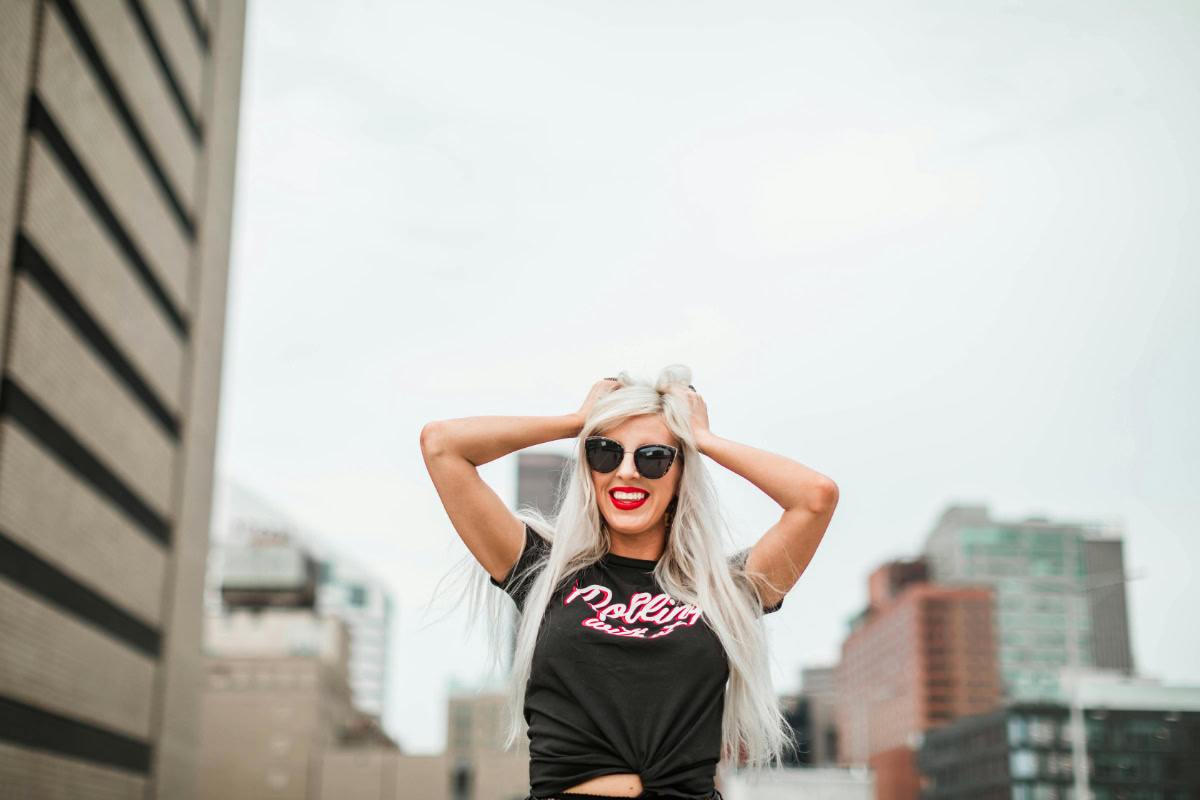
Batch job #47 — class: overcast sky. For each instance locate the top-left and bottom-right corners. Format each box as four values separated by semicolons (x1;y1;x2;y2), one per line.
214;0;1200;753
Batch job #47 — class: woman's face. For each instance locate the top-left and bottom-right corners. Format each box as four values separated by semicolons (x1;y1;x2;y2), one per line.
589;414;682;539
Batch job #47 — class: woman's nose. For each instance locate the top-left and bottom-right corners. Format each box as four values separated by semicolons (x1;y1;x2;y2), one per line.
615;451;640;480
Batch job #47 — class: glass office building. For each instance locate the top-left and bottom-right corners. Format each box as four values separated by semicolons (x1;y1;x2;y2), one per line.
923;505;1134;700
919;681;1200;800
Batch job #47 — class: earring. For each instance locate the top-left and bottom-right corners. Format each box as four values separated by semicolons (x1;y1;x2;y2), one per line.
664;495;679;535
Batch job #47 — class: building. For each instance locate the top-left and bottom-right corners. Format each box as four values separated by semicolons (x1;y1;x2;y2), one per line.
923;505;1135;699
801;666;840;766
196;609;375;800
780;694;811;766
781;667;839;767
919;677;1200;800
516;451;571;520
835;559;1003;800
447;679;530;800
506;451;570;669
315;556;393;722
0;2;245;797
208;516;394;725
318;751;451;800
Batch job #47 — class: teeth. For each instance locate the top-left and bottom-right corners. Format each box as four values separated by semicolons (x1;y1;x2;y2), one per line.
613;491;648;501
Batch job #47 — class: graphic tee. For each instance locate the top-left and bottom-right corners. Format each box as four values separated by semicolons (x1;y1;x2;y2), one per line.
491;524;783;800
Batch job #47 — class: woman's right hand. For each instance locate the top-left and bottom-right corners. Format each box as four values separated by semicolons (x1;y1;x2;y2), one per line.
573;378;621;432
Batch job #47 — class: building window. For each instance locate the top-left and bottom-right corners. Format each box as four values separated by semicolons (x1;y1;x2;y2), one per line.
1008;716;1027;745
350;585;368;607
1011;749;1037;779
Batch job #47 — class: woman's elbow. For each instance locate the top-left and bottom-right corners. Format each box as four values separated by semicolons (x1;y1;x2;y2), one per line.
420;421;447;459
811;478;839;513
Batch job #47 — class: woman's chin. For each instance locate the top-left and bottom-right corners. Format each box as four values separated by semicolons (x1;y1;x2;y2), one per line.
603;513;660;535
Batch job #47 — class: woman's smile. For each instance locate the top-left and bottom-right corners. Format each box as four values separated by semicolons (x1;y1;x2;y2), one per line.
609;486;649;510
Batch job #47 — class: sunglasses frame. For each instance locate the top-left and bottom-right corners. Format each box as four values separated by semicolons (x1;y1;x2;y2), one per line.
584;436;681;479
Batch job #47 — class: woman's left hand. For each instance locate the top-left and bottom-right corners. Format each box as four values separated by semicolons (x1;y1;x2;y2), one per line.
681;386;713;451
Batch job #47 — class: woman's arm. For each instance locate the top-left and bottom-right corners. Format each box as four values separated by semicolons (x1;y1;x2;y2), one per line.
420;380;618;581
684;390;838;608
421;415;577;581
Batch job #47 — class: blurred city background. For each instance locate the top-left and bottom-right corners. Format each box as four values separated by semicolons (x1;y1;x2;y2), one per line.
0;1;1196;799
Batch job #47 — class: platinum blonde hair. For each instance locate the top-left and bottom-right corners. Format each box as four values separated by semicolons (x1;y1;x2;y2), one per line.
439;364;796;770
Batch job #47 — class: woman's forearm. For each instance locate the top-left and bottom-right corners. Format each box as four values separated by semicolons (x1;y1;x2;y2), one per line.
422;414;581;467
695;430;836;513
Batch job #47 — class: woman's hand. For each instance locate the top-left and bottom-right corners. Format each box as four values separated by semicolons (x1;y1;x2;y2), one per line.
572;378;621;432
681;386;713;452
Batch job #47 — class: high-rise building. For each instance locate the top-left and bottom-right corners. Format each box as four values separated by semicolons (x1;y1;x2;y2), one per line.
835;560;1003;800
315;557;393;722
922;505;1135;699
0;2;245;797
209;524;394;725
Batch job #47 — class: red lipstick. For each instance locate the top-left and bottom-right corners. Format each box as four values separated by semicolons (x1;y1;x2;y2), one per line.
609;486;649;510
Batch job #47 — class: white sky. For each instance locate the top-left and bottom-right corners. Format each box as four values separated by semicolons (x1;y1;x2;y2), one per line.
215;0;1200;753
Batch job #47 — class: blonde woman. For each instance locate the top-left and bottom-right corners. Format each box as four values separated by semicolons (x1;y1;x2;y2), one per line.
420;365;838;800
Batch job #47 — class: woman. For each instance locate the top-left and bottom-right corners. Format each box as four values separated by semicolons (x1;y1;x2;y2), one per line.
420;365;838;800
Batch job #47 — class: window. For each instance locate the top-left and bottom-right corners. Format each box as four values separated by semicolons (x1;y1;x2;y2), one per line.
1011;749;1037;779
1028;717;1058;745
1030;558;1065;576
1030;597;1066;613
349;584;368;607
1000;596;1024;611
1031;784;1057;800
1008;716;1027;745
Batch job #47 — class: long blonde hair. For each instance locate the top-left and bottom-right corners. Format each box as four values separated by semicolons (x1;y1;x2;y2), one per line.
442;364;795;769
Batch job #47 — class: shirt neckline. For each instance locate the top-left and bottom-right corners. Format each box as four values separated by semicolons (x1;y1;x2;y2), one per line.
601;551;660;571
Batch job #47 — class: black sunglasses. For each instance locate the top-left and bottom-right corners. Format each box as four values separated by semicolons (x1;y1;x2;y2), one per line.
584;437;680;479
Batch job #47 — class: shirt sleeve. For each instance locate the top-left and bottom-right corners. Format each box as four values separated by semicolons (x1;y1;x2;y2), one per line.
731;548;785;615
490;523;549;613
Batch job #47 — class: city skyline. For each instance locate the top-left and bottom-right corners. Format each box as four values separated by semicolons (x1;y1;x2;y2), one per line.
217;0;1200;754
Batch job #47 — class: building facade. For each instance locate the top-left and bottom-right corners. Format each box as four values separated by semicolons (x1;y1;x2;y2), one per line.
447;680;530;800
835;561;1002;800
802;665;841;766
0;1;245;797
318;751;451;800
315;556;393;722
923;505;1135;700
208;517;395;726
506;451;570;670
516;451;571;521
197;610;368;800
919;681;1200;800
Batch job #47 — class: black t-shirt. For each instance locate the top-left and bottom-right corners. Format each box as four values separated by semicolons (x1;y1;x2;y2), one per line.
491;524;783;800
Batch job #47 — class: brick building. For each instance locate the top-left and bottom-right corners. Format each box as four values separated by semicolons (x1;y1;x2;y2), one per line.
835;559;1002;800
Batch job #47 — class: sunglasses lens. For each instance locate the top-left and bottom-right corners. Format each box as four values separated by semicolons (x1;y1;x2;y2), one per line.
635;446;676;479
585;438;622;473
